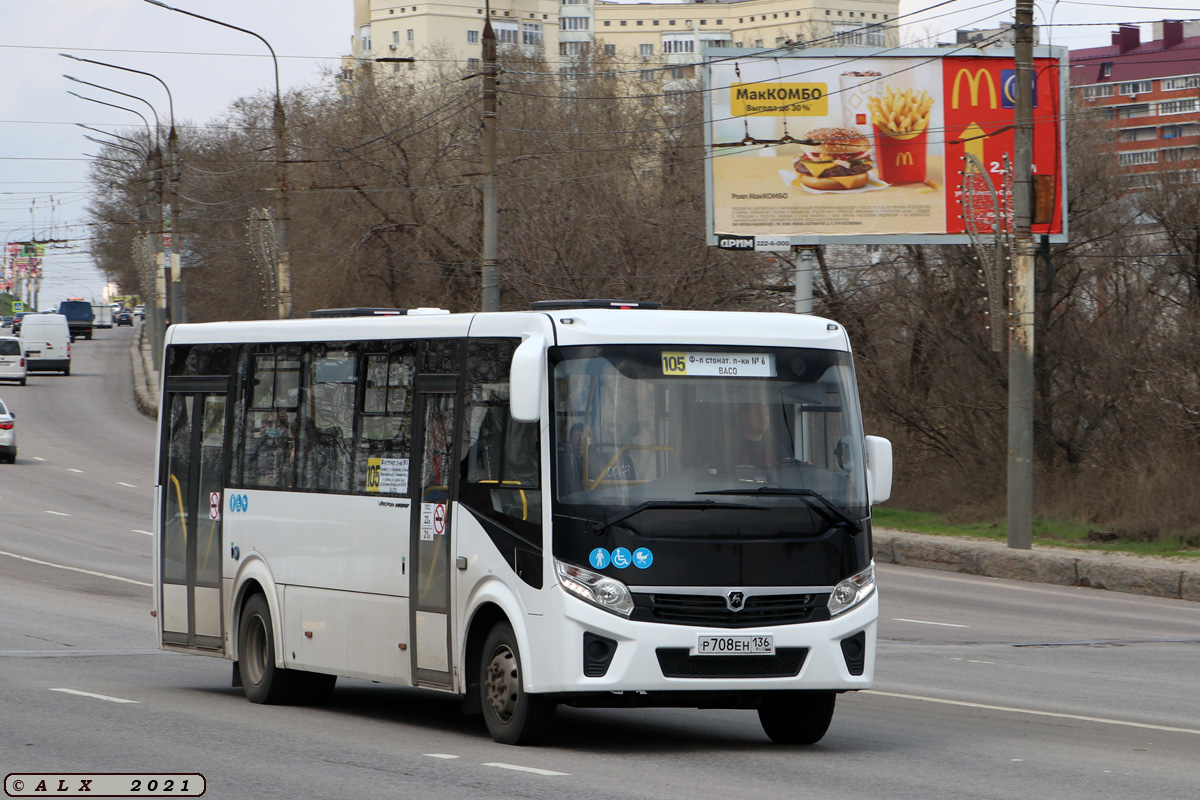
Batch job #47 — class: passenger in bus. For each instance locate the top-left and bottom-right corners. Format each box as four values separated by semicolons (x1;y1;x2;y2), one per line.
251;412;294;487
558;422;589;493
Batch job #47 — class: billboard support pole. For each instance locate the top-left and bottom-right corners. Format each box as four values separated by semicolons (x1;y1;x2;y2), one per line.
795;246;815;314
1007;0;1036;550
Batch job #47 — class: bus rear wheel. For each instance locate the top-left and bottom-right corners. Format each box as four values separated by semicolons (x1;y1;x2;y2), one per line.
480;622;555;745
238;593;300;704
758;691;836;744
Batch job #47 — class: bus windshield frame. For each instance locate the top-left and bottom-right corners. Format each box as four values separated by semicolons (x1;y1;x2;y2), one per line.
549;343;869;537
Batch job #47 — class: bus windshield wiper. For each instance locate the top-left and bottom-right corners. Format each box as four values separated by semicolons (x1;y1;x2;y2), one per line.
696;488;862;533
585;500;764;535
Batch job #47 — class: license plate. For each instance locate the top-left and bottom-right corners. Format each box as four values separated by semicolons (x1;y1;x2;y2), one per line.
693;634;774;656
25;350;40;357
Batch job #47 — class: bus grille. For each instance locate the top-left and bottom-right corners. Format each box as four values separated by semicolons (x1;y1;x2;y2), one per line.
632;593;829;628
655;648;807;678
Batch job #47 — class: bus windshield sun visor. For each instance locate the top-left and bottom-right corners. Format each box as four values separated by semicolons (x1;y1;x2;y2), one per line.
696;488;863;534
583;499;764;535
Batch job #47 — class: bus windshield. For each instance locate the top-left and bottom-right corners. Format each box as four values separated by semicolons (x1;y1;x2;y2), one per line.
550;344;869;529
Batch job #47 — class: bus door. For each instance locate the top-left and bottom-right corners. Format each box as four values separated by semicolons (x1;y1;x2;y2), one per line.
161;390;227;652
410;376;458;687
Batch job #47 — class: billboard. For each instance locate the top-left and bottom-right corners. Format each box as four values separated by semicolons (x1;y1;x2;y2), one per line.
705;47;1068;245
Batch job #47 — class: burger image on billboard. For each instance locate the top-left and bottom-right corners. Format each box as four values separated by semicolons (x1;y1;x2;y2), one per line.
793;127;874;191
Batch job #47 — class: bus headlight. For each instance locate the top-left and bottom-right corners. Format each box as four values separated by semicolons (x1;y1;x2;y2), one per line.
827;563;876;617
556;559;635;617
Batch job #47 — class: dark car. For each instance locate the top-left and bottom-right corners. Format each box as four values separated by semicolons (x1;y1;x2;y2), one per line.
10;311;31;336
115;311;134;327
58;299;95;341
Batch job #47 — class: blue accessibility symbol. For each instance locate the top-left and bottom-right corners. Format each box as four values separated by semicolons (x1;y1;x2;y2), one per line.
589;548;611;569
611;547;633;569
633;548;654;569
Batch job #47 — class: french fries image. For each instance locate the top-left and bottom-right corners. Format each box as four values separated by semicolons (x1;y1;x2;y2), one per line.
867;88;935;136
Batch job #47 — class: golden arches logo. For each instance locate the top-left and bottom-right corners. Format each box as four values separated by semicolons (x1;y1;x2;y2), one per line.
951;68;999;110
895;152;915;166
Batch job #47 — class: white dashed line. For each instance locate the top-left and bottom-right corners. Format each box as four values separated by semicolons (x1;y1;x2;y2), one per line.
865;691;1200;735
0;550;151;587
50;688;139;704
893;618;969;628
482;763;569;776
117;482;137;488
423;754;459;760
132;530;153;536
32;457;45;462
68;468;84;474
44;511;72;517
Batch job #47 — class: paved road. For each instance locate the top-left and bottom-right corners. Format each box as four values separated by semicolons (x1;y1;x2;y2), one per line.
2;330;1197;799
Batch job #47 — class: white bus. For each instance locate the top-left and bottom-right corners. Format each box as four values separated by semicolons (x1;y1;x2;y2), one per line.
154;301;892;745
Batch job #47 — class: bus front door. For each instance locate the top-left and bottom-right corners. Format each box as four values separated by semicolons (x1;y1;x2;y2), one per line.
160;392;227;652
410;380;456;688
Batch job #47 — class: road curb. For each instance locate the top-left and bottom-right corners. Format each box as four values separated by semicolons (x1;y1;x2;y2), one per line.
874;528;1200;603
130;324;159;420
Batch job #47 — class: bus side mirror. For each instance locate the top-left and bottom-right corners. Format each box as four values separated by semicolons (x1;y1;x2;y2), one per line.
864;435;892;505
509;334;546;423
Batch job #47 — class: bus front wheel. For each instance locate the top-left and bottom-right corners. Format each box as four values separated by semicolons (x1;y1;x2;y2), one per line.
238;593;300;704
758;691;836;744
480;622;555;745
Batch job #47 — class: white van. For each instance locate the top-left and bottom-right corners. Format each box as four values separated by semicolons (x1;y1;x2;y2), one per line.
20;314;71;376
0;335;27;385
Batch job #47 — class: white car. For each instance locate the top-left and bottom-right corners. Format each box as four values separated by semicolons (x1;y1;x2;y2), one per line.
0;398;15;463
0;336;27;386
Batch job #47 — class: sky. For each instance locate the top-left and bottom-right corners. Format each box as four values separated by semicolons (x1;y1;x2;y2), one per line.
1;1;1181;311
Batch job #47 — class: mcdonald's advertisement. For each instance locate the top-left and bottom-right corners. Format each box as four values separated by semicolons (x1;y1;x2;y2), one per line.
705;49;1067;244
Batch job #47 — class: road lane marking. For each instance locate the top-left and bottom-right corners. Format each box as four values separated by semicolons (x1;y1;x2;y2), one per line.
50;688;139;704
0;550;151;587
132;529;153;536
423;754;459;759
44;511;72;517
865;690;1200;735
68;468;84;473
893;618;969;628
117;482;137;488
32;457;45;462
482;763;569;776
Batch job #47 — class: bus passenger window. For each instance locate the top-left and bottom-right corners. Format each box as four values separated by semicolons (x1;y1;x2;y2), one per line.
297;346;356;493
356;347;415;495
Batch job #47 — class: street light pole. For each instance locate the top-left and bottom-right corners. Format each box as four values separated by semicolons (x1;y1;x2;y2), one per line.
66;89;168;370
143;0;291;319
62;53;184;324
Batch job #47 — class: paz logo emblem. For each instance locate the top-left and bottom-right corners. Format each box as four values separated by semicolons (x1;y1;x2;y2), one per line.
726;591;746;612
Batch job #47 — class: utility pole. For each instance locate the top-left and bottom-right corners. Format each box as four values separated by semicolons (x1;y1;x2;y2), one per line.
1008;0;1036;550
480;13;500;313
795;246;816;314
149;144;167;371
273;97;292;319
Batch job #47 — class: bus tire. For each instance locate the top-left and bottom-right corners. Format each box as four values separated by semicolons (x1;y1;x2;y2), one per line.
238;593;300;705
758;691;836;745
480;621;555;745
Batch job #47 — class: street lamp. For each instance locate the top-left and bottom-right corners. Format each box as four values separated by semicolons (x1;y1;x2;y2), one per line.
62;53;184;325
65;86;168;368
143;0;292;319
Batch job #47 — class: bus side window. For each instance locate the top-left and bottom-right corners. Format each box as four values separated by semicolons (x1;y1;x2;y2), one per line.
355;344;415;495
297;344;357;493
242;346;301;490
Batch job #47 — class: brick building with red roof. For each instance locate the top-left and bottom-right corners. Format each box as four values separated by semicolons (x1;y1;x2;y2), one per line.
1070;20;1200;186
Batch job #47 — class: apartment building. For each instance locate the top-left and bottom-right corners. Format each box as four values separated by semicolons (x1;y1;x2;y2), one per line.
1070;20;1200;186
349;0;899;80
